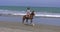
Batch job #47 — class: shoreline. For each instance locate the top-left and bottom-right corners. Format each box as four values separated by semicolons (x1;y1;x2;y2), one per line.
0;15;60;26
0;21;60;32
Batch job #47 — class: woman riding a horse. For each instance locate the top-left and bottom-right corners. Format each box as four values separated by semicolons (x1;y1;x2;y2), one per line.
22;10;35;24
26;7;31;17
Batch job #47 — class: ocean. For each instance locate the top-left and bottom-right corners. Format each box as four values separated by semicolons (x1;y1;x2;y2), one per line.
0;6;60;17
0;6;60;26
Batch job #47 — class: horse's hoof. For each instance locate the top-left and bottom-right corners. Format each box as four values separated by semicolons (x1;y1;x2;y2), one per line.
32;23;35;26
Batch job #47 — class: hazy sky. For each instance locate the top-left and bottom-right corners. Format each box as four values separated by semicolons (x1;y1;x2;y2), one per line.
0;0;60;7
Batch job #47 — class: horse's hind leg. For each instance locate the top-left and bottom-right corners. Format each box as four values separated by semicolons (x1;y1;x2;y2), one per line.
22;17;25;23
30;19;33;24
26;19;28;23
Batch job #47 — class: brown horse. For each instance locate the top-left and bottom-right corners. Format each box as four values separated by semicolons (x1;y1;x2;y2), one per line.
22;11;35;24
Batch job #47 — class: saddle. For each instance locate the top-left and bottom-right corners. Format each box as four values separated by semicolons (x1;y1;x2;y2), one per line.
26;15;30;17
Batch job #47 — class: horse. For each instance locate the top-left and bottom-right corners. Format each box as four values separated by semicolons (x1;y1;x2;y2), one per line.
22;11;35;24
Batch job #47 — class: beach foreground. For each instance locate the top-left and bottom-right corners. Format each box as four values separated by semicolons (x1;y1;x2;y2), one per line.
0;21;60;32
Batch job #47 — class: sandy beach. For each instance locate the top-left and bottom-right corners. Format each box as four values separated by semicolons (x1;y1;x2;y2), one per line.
0;16;60;32
0;21;60;32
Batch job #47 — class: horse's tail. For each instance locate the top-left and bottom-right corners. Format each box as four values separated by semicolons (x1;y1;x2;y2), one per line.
23;15;26;18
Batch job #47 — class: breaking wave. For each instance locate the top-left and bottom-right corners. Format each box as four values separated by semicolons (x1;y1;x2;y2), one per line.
0;9;60;17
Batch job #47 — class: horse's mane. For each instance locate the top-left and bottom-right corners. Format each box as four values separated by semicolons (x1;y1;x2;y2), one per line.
30;12;35;16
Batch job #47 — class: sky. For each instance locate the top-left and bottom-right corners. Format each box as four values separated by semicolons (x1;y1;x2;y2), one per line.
0;0;60;7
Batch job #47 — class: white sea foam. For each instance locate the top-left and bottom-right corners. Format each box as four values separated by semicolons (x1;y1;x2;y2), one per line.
0;9;60;17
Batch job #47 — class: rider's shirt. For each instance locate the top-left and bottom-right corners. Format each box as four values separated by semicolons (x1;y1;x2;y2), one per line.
26;10;30;15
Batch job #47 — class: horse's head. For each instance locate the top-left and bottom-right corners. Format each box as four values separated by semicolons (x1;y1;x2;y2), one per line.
30;11;35;16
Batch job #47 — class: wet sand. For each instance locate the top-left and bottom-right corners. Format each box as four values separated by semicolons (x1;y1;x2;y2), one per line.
0;21;60;32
